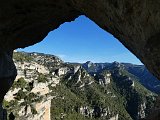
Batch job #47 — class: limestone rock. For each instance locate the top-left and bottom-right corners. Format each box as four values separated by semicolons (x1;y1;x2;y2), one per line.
138;102;146;119
109;114;119;120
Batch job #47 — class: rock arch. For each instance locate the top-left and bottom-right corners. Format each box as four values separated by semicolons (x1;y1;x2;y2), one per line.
0;0;160;119
0;0;160;79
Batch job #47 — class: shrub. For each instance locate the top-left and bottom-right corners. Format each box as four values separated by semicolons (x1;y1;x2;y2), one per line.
3;100;10;108
12;77;27;89
13;52;33;62
37;73;47;83
15;89;27;100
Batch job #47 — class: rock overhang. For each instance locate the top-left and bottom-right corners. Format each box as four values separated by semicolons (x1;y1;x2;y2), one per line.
0;0;160;80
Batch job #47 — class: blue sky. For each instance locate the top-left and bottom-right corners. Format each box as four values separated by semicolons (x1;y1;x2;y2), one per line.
18;15;142;64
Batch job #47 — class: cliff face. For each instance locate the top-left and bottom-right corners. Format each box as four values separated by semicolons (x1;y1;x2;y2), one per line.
3;52;157;120
83;62;160;94
4;52;60;120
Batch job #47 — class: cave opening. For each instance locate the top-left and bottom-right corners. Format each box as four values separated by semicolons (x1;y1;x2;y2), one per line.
12;15;159;119
18;15;142;65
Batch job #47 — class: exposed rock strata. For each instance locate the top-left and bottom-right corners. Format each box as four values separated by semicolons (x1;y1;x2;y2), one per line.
4;52;60;120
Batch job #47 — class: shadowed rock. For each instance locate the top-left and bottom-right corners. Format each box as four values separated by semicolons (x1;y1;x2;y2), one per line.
0;0;160;80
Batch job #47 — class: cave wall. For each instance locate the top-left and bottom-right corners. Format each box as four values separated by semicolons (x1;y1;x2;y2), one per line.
0;0;160;89
0;0;160;80
0;0;80;51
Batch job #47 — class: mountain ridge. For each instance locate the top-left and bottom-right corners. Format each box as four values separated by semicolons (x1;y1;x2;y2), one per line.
81;61;160;94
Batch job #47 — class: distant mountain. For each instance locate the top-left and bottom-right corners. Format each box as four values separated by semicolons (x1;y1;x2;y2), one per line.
122;63;160;94
82;61;110;74
82;61;160;94
2;52;158;120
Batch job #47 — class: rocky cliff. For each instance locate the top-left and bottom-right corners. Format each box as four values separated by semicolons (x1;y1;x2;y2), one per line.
82;61;160;94
2;52;158;120
4;52;61;120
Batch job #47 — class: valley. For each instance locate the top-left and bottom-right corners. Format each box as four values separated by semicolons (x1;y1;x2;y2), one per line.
3;51;159;120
